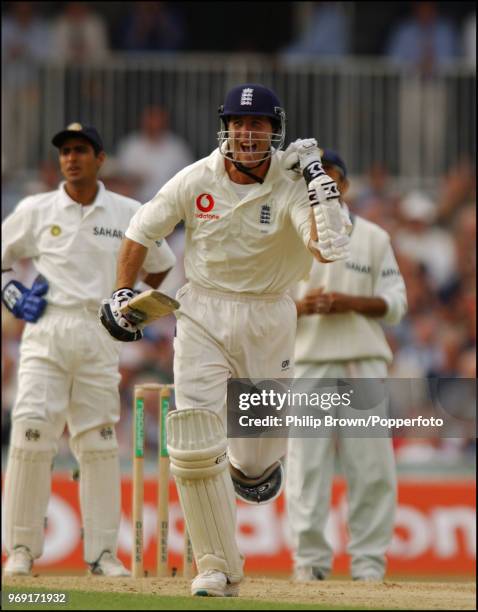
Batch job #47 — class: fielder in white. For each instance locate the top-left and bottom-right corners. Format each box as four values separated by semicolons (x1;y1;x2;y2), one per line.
2;124;176;577
100;84;352;596
286;149;407;582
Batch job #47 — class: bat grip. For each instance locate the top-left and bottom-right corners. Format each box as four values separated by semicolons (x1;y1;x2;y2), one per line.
123;308;147;325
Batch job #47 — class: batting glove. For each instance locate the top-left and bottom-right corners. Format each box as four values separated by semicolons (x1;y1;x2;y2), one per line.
281;138;325;182
2;274;49;322
308;177;351;261
311;231;350;262
99;288;144;342
281;139;351;261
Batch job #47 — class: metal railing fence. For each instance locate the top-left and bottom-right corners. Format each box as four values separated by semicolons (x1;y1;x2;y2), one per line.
2;54;475;184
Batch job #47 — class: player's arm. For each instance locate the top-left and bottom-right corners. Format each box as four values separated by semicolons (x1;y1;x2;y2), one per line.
372;238;408;325
100;179;183;342
295;285;387;316
99;238;149;342
116;237;148;289
303;291;388;316
300;237;407;319
339;295;387;316
1;201;49;323
104;236;178;330
117;236;176;291
142;270;169;289
140;235;177;289
282;139;351;262
307;210;335;263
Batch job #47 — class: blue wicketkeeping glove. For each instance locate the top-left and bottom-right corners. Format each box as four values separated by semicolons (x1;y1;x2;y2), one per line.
2;274;49;323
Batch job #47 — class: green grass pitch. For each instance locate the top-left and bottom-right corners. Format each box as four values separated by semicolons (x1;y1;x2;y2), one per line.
1;586;380;610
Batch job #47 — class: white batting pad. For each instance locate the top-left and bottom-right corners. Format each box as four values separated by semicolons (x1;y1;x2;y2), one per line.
167;409;244;583
3;420;58;558
69;425;121;563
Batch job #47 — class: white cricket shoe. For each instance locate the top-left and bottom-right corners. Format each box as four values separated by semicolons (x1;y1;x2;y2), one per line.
191;570;239;597
89;551;131;577
294;566;326;582
3;546;33;576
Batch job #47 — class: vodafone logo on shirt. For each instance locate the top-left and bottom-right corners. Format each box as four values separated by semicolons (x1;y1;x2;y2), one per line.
195;193;219;220
196;193;215;212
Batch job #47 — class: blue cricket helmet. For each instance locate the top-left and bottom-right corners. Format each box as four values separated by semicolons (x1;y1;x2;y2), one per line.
321;148;348;178
217;84;286;160
219;83;285;128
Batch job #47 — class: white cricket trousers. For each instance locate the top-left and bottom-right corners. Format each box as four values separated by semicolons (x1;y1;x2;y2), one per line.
286;359;397;579
12;304;122;436
173;282;297;477
4;305;123;562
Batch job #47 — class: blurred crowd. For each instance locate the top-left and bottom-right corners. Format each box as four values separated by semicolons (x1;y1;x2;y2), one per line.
348;160;476;467
1;1;476;63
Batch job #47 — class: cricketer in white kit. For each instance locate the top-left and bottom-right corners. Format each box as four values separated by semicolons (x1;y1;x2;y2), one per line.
100;84;352;596
1;124;176;577
287;149;407;582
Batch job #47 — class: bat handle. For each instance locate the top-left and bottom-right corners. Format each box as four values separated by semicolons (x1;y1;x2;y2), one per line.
123;308;147;325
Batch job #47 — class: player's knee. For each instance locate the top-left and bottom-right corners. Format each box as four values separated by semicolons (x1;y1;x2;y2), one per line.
229;460;280;486
231;459;261;478
10;419;58;454
229;451;279;479
229;460;284;505
167;408;228;479
70;424;119;460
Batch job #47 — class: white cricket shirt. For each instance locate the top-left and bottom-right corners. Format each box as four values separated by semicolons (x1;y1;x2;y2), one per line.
293;214;408;364
2;181;176;309
126;148;313;294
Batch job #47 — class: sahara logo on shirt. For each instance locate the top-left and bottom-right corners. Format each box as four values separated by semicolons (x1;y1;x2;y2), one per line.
345;261;371;274
195;193;220;220
93;226;124;239
50;225;62;236
381;268;401;277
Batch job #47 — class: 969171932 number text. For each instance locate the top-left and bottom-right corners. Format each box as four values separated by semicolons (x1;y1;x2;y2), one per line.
5;592;68;605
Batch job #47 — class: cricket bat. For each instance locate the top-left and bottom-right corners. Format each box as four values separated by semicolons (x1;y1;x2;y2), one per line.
119;289;180;325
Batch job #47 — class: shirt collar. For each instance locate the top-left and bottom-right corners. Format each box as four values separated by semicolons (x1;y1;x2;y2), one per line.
208;147;281;196
59;181;106;209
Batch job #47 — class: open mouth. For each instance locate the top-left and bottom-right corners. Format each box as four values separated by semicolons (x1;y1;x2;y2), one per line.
240;143;258;154
234;143;269;166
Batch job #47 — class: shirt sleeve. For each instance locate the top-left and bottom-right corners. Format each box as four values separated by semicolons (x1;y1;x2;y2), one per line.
142;237;177;273
125;173;185;248
373;237;408;325
1;199;37;271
